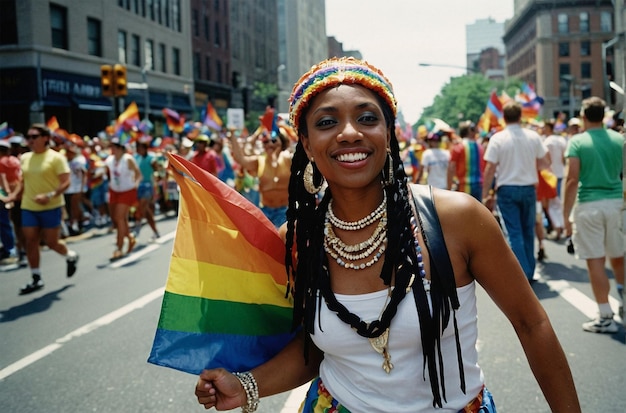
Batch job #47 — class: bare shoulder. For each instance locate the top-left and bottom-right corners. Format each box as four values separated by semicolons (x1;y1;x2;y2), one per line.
430;188;502;252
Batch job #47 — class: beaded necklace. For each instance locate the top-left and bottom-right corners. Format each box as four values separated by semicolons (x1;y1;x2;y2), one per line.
327;191;386;230
323;211;387;270
320;204;427;373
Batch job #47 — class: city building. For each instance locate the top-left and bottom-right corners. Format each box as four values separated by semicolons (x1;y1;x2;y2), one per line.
466;17;506;78
229;0;280;115
190;0;231;122
504;0;624;118
276;0;327;114
0;0;193;137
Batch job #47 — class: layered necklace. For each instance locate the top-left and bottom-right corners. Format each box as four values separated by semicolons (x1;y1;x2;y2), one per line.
321;191;424;373
323;192;388;270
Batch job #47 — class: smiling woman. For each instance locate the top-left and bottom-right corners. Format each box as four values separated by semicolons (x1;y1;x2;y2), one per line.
194;57;580;413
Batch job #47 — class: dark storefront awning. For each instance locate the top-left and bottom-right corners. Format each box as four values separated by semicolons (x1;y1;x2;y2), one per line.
43;95;71;107
72;96;113;111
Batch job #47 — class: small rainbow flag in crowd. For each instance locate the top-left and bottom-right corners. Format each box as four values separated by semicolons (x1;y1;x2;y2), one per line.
148;154;295;375
203;101;223;131
162;108;185;134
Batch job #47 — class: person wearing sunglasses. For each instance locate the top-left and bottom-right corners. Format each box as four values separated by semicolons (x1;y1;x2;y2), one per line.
5;124;79;295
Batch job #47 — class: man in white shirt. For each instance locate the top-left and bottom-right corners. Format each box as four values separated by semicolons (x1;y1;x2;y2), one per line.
482;102;550;283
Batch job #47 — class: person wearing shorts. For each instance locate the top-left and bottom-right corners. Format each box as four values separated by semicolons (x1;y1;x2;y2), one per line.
105;138;141;260
563;96;625;333
5;124;79;295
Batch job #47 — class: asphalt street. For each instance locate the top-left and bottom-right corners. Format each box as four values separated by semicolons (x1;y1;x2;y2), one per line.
0;214;624;412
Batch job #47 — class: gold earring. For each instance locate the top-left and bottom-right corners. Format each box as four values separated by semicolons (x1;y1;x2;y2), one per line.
382;149;394;187
303;159;323;194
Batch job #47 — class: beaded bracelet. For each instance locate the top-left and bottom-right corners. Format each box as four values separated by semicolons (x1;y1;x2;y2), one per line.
233;371;259;413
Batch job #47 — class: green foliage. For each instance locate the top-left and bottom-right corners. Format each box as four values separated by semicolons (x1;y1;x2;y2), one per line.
252;81;278;102
416;74;524;131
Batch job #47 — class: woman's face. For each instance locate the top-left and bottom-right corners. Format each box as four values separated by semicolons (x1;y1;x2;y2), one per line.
301;84;390;191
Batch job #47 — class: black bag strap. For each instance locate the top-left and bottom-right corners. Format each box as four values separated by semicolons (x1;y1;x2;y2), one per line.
409;184;459;309
409;184;466;400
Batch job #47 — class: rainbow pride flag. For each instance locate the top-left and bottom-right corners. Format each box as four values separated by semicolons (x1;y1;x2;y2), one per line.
203;101;223;131
148;154;295;375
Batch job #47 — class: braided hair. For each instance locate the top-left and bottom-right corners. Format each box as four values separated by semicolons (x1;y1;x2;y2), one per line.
285;94;464;407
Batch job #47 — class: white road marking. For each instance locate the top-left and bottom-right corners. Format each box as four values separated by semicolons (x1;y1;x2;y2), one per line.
545;278;623;322
0;288;164;381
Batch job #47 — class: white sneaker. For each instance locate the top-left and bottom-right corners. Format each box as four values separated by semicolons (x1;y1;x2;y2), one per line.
582;315;618;333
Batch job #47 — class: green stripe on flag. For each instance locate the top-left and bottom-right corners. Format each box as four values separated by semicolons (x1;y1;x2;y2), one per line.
158;291;293;336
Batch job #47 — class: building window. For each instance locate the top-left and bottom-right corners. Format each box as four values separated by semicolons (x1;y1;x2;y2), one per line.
581;62;591;79
600;12;612;32
147;0;154;20
50;4;68;49
580;40;590;57
131;34;141;66
132;0;140;14
118;0;130;9
145;39;154;70
87;18;102;57
559;63;570;77
193;52;201;79
159;43;167;72
216;60;222;84
173;47;180;76
118;30;127;63
206;56;211;80
204;16;210;40
214;22;220;47
579;12;589;33
559;42;569;57
155;0;161;24
192;9;199;36
557;13;569;34
172;0;181;32
164;0;170;27
0;0;18;45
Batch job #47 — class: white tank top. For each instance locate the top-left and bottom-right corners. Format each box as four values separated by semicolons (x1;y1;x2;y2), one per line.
312;281;484;412
105;153;136;192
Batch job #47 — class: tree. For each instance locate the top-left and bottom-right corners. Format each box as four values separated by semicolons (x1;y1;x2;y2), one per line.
417;74;523;130
245;81;279;132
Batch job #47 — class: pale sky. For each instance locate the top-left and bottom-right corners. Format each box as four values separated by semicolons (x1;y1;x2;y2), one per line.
325;0;514;124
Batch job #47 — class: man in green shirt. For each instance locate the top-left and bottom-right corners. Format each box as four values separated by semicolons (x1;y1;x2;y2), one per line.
563;97;624;333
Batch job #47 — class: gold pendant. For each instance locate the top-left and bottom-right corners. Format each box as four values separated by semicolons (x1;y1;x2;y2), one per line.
368;328;393;373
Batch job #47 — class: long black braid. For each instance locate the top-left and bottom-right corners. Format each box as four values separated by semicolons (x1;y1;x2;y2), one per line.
285;99;463;408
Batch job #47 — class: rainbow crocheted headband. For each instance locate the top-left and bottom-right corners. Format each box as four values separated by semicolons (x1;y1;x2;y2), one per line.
289;57;397;133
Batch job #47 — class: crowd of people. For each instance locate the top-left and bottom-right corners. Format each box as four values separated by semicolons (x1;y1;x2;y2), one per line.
1;56;624;411
0;111;303;294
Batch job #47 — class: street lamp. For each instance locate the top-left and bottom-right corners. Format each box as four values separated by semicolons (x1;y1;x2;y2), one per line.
276;64;287;113
418;62;480;74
